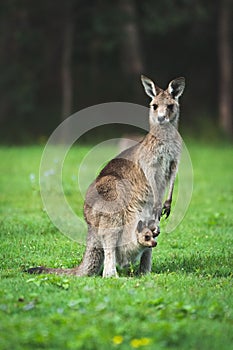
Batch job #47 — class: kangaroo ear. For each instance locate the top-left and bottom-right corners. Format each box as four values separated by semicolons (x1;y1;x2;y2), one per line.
137;220;145;233
141;75;157;99
168;77;185;99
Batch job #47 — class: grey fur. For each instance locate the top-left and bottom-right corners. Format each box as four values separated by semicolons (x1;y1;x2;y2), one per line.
28;75;185;277
27;221;157;276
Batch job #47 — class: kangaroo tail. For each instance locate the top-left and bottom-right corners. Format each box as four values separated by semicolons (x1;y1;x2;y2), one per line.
26;266;81;276
26;246;104;277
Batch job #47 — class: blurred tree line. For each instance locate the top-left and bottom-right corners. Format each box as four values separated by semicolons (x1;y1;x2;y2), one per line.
0;0;232;143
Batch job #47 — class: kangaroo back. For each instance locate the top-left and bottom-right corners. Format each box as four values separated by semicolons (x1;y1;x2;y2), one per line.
27;75;185;278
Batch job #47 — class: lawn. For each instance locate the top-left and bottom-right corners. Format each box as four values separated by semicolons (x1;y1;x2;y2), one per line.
0;141;233;350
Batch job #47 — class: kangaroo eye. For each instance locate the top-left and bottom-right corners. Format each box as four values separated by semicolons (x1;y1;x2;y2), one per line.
167;104;174;111
152;104;158;110
145;235;151;241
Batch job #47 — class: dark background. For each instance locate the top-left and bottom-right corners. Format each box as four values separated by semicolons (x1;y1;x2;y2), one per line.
0;0;232;143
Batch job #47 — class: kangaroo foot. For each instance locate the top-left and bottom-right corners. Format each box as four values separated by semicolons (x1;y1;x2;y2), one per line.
102;269;119;278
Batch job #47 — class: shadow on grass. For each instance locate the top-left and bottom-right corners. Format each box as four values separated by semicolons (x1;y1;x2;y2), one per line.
152;252;232;278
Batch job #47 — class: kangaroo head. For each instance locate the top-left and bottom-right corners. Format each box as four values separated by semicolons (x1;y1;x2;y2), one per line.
141;75;185;128
136;220;157;248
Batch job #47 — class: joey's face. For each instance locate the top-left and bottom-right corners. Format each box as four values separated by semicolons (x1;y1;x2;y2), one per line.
137;228;157;248
149;92;179;126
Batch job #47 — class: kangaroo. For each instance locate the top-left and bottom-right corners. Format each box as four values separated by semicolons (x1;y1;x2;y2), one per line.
28;75;185;277
27;220;157;276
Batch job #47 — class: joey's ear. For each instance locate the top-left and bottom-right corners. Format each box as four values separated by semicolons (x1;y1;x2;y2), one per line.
137;220;145;233
141;75;157;99
168;77;185;99
148;219;156;231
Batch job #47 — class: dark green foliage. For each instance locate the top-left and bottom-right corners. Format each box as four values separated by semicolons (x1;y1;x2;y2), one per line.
0;1;227;142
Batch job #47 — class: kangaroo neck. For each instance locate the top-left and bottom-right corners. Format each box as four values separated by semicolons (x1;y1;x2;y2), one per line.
149;122;179;142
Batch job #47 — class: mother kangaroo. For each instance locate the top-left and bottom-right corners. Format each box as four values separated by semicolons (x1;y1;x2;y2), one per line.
28;75;185;277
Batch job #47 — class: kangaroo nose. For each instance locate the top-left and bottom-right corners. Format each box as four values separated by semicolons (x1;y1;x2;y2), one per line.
158;116;165;123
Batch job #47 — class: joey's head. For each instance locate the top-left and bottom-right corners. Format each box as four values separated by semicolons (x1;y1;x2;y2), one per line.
136;220;157;248
141;75;185;129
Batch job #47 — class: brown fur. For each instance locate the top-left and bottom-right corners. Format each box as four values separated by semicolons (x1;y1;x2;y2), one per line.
27;75;185;277
27;220;157;276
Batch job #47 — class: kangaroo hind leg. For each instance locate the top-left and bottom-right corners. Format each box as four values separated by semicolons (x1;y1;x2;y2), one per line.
101;228;120;278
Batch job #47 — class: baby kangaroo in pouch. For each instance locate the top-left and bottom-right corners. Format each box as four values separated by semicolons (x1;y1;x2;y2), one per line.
27;220;157;276
28;75;185;277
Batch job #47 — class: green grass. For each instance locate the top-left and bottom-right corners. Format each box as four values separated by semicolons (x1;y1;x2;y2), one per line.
0;142;233;350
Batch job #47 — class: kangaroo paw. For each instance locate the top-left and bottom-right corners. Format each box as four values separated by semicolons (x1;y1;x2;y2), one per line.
162;200;171;219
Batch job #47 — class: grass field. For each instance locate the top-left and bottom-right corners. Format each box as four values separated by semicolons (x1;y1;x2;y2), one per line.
0;141;233;350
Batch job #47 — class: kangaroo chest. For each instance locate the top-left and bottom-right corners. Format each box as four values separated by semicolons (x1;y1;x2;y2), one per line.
141;143;179;186
138;138;181;218
153;145;178;179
